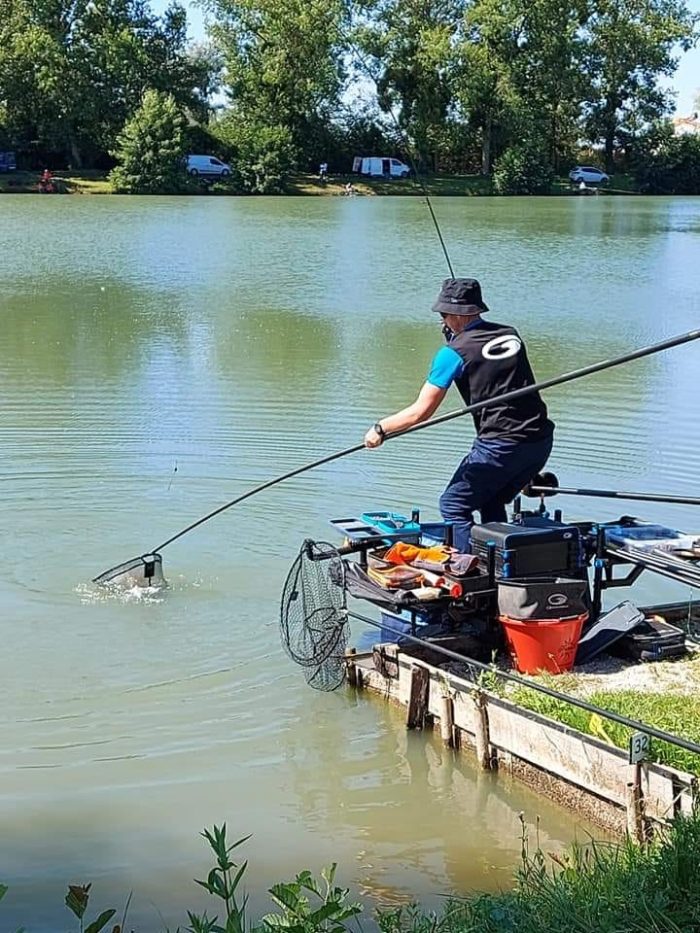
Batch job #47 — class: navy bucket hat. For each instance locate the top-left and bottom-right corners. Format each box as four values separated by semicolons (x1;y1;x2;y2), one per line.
432;278;489;316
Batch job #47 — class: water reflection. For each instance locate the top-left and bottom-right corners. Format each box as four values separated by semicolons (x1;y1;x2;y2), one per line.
1;195;699;931
282;694;590;904
215;305;340;387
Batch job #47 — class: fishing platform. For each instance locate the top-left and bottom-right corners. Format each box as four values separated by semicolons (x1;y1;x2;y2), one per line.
282;475;700;838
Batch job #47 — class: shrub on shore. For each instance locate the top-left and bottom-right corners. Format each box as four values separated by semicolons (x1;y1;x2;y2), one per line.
493;143;555;195
109;91;188;195
380;812;700;932
634;133;700;195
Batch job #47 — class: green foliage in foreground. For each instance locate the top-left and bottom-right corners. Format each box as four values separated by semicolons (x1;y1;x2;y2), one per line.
410;813;700;933
187;825;362;933
5;815;700;932
511;686;700;775
64;883;116;933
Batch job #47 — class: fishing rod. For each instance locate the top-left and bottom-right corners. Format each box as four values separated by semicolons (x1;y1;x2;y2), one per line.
94;328;700;585
98;34;457;587
343;29;454;276
525;482;700;508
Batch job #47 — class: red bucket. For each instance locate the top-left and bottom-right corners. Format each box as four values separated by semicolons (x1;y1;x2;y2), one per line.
499;613;588;674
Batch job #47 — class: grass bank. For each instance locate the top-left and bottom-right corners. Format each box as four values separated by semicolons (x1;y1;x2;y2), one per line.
0;170;639;196
285;172;638;196
286;172;496;196
0;169;112;194
0;170;496;196
4;814;700;932
510;681;700;776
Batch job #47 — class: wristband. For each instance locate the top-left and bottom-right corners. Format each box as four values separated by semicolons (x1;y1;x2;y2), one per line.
373;422;386;440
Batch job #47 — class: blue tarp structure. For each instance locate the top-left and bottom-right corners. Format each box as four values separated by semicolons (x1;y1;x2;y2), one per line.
0;152;17;172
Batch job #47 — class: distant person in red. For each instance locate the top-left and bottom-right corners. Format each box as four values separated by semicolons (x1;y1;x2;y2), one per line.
39;169;55;193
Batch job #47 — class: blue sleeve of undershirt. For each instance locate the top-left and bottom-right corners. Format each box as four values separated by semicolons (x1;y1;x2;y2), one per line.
427;346;465;389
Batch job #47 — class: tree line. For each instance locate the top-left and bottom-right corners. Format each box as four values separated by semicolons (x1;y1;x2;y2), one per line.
1;0;698;193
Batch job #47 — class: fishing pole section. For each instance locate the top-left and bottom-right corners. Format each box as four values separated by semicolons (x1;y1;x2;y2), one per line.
523;474;700;508
342;30;455;276
94;329;700;587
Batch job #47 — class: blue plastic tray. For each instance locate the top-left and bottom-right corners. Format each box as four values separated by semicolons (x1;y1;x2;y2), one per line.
360;511;421;536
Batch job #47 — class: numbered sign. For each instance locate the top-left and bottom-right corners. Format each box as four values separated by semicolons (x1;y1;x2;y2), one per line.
629;732;651;764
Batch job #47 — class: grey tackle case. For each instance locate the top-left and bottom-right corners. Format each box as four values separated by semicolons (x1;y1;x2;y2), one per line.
497;576;589;621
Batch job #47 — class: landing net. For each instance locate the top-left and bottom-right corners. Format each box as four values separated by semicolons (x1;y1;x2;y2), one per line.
280;540;348;691
92;553;166;588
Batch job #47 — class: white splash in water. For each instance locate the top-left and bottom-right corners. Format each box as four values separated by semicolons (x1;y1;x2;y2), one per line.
75;581;167;605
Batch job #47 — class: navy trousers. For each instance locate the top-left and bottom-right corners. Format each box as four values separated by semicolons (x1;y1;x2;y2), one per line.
439;434;554;552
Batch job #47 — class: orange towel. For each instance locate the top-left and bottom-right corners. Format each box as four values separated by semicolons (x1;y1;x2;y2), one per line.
383;541;451;566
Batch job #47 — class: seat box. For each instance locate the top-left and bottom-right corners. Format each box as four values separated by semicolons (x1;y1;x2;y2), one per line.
470;521;582;578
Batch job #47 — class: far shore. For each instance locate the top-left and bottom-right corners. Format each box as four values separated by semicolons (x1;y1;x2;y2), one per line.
0;169;639;196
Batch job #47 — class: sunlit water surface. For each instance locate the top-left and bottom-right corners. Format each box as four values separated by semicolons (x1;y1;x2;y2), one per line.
1;194;699;929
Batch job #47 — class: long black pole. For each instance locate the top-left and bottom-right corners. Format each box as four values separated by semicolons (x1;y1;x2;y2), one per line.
528;485;700;507
148;329;700;554
394;328;700;438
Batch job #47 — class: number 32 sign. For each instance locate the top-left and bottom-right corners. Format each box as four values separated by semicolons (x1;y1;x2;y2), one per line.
629;732;651;764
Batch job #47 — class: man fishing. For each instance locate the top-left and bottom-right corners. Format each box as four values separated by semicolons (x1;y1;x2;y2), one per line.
363;278;554;551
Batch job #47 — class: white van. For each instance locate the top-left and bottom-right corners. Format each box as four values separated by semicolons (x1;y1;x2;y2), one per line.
352;156;411;178
186;154;232;177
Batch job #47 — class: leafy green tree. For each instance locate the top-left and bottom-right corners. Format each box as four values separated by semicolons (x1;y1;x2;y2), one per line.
109;89;187;193
634;128;700;193
581;0;698;173
493;139;554;193
354;0;463;170
512;0;587;171
0;0;214;167
456;0;586;175
206;0;349;171
216;117;296;192
455;0;525;175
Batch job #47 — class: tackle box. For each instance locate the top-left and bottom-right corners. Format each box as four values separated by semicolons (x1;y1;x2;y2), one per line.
602;522;698;553
329;513;421;543
361;511;422;537
329;512;454;545
615;615;687;662
470;520;583;578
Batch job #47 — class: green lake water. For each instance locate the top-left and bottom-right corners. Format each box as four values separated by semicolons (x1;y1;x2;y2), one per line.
1;193;699;930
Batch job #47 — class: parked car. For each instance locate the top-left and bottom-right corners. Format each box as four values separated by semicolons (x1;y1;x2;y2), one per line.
569;165;609;185
0;151;17;173
186;154;232;177
352;156;411;178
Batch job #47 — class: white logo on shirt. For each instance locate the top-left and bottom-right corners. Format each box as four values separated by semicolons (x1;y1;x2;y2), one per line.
482;334;522;360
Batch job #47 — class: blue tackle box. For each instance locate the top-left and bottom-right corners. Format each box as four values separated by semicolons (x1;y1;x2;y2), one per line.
330;509;453;545
361;511;422;537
